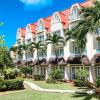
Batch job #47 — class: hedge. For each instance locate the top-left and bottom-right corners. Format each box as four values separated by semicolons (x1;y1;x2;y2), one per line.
33;75;45;81
0;79;24;91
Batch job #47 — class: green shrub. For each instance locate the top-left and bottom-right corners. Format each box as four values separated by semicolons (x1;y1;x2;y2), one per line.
46;77;56;83
4;68;19;79
33;75;45;81
20;66;32;78
96;77;100;88
74;69;89;87
76;69;89;80
0;76;4;81
0;79;24;91
74;79;88;87
50;68;63;80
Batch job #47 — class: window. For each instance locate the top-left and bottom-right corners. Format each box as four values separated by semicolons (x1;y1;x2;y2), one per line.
96;67;100;77
97;28;100;35
98;41;100;50
27;39;31;44
39;51;46;58
74;46;80;54
26;52;33;58
37;20;44;31
71;67;89;79
55;48;64;57
70;7;80;21
53;30;61;36
52;13;60;23
17;39;21;45
38;35;44;42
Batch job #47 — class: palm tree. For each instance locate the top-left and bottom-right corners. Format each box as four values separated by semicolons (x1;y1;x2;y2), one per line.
46;34;64;66
10;45;23;66
29;41;45;67
65;27;87;65
19;43;29;66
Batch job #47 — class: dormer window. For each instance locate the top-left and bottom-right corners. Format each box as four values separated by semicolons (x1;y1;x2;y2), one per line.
52;13;60;24
70;6;80;21
27;25;31;32
37;20;44;31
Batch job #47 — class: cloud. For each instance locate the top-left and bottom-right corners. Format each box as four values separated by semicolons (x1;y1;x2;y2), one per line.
19;0;53;10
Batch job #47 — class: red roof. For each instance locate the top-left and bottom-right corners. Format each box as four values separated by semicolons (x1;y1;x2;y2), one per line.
18;1;92;36
29;24;37;33
59;9;70;29
80;0;93;7
43;17;51;33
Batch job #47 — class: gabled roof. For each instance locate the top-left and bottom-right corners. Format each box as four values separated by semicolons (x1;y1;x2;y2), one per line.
59;8;70;29
43;17;51;33
29;23;37;33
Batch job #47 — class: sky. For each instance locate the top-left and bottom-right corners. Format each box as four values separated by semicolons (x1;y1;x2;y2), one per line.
0;0;85;48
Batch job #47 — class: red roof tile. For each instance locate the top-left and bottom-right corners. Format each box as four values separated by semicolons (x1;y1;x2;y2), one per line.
80;0;93;7
43;18;51;33
59;9;70;29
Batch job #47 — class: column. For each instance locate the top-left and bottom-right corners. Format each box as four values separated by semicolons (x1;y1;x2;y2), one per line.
64;65;70;81
89;66;94;83
45;65;51;80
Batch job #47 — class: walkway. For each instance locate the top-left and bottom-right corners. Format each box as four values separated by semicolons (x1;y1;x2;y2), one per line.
24;81;94;94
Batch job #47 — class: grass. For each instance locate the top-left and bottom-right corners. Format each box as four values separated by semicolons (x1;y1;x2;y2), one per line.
25;79;87;91
0;88;97;100
0;79;98;100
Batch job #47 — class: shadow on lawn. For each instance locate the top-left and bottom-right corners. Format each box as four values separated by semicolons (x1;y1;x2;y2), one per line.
72;92;99;100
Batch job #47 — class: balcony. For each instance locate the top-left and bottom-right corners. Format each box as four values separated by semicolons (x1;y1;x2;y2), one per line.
70;49;87;57
39;56;47;60
70;14;81;23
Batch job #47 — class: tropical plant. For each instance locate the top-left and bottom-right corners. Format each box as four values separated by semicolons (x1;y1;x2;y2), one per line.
0;47;14;75
10;45;23;60
29;41;45;67
46;34;64;66
19;43;29;65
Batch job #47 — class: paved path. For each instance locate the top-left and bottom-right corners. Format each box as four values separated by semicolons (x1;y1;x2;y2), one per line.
24;81;94;94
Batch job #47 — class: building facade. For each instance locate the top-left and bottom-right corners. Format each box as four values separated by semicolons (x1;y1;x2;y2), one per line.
15;0;100;82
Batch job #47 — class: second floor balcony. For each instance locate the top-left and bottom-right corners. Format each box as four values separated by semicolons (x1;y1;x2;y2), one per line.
70;14;81;23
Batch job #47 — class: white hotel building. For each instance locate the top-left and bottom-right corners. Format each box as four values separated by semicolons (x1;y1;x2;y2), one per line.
15;0;100;82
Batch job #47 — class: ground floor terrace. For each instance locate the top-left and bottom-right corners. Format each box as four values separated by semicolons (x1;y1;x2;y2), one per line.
16;55;100;83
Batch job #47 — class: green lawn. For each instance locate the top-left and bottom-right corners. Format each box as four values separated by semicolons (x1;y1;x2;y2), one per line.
0;79;98;100
0;88;97;100
26;79;87;91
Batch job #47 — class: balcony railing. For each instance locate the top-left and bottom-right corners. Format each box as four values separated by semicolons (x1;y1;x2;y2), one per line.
70;14;81;22
70;50;87;56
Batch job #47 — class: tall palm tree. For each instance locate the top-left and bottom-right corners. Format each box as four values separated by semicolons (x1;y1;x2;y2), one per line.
11;45;23;59
65;27;87;65
46;34;64;66
29;41;45;67
19;43;29;66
